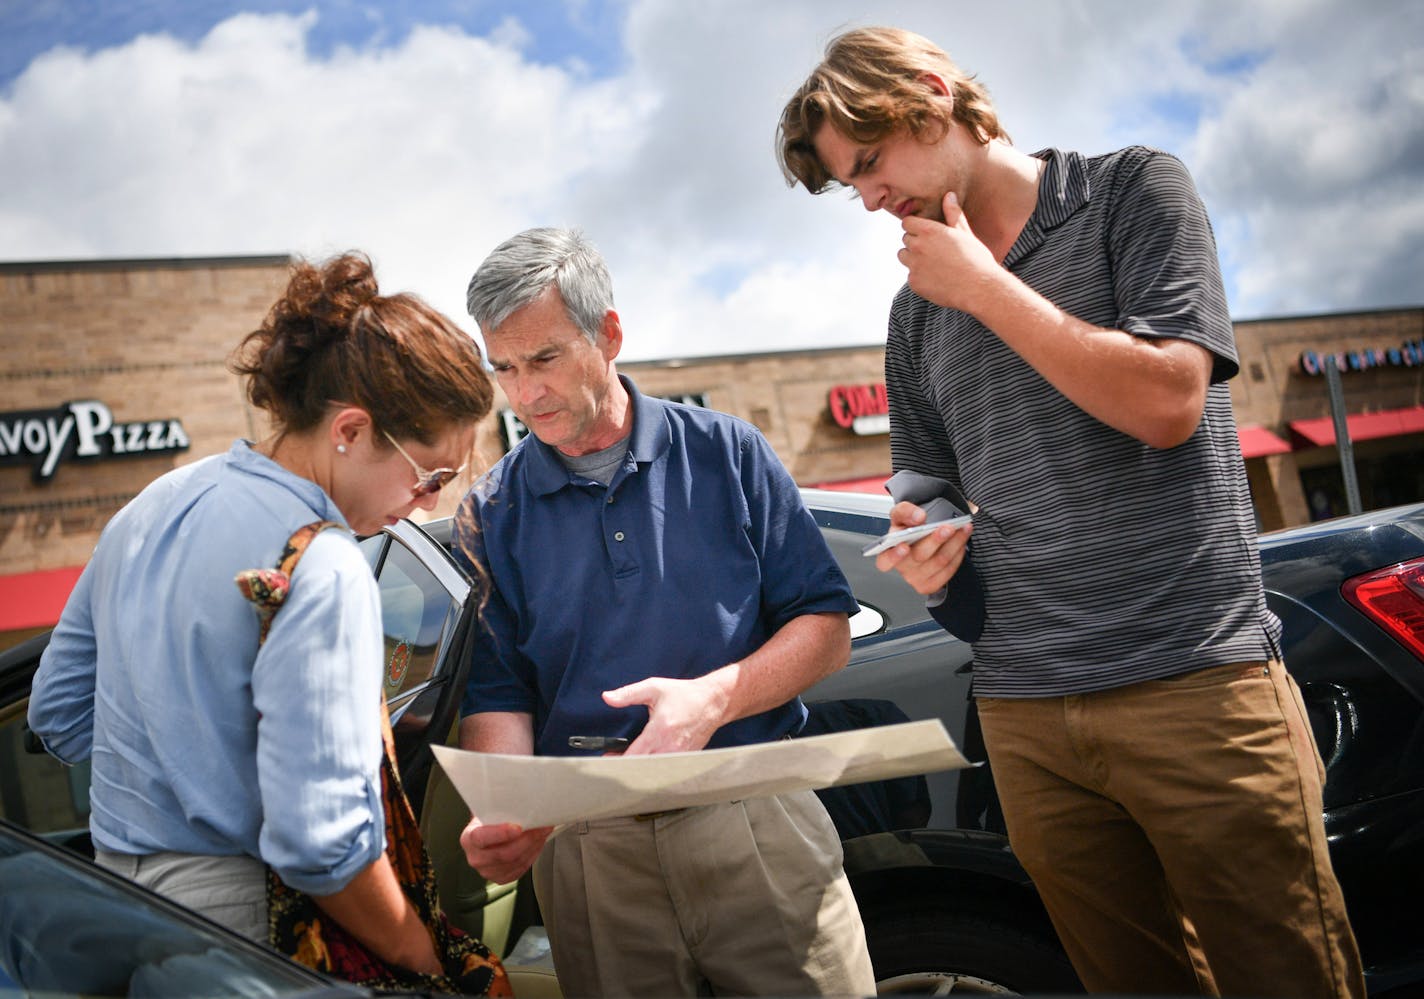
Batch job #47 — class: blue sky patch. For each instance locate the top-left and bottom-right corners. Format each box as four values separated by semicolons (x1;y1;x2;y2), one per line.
1178;29;1270;79
1147;91;1206;133
0;0;631;85
697;260;752;299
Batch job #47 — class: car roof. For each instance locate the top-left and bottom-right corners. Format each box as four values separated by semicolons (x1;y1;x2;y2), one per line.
1260;500;1424;550
799;488;892;517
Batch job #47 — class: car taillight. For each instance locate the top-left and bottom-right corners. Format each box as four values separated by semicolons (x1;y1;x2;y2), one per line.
1342;556;1424;661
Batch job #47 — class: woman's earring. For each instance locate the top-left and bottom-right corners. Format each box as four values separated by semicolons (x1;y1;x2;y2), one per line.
337;444;348;454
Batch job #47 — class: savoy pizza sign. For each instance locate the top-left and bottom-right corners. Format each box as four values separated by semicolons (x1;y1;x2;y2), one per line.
0;400;190;483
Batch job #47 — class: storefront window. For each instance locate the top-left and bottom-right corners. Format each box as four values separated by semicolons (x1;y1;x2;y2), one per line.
1299;445;1424;520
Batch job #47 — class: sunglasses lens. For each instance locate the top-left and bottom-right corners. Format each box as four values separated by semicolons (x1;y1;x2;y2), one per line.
414;469;458;497
384;430;464;499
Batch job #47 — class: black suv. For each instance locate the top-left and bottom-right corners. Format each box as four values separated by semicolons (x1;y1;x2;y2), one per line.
3;493;1422;995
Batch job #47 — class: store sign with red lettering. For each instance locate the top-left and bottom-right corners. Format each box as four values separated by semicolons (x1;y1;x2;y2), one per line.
0;400;190;483
828;383;890;436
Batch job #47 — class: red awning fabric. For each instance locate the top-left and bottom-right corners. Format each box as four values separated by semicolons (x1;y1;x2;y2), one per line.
1288;404;1424;448
0;566;84;632
1237;424;1293;458
806;475;891;495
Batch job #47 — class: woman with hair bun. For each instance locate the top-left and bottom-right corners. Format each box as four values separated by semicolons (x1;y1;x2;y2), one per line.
29;252;504;991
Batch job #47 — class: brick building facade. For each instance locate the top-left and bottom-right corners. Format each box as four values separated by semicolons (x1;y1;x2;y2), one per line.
3;253;1422;647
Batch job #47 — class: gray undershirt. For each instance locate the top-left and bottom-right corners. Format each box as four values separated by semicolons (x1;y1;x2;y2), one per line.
559;436;630;486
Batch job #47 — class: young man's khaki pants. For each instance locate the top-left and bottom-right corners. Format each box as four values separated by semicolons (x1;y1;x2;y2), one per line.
978;660;1365;997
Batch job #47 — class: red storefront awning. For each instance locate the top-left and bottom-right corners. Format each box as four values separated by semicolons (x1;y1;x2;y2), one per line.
1237;424;1293;458
1288;405;1424;448
0;566;84;632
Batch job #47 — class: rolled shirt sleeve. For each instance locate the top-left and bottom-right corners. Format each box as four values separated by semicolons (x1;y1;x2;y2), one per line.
251;530;387;895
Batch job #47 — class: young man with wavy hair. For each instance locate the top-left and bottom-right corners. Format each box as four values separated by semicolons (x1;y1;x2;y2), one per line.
777;25;1364;998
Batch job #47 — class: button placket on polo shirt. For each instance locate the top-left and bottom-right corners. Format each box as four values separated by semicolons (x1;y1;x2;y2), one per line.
600;477;640;579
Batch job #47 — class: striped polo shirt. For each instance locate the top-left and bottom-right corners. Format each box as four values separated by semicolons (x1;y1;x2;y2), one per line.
886;145;1281;697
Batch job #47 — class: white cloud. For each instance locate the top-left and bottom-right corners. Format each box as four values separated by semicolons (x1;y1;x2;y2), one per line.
1185;0;1424;316
0;9;652;346
0;0;1419;362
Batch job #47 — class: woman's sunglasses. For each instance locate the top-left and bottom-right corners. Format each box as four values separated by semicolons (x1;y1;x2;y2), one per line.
381;430;466;498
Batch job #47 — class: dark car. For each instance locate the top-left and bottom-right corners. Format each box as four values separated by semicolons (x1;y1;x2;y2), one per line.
0;815;374;997
801;492;1424;996
3;494;1423;996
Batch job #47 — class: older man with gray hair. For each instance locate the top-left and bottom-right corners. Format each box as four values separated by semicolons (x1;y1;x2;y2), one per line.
449;226;875;997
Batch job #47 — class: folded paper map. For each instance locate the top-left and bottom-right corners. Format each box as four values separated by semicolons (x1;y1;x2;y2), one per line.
431;718;971;828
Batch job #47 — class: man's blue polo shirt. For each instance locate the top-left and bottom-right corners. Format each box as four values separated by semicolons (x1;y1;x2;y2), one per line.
453;376;858;758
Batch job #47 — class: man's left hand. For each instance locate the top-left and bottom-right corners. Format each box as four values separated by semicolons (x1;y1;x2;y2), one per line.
602;675;730;755
876;499;973;595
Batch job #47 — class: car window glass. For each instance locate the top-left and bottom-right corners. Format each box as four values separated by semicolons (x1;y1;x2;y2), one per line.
0;702;88;844
360;532;387;571
375;539;461;731
0;826;343;995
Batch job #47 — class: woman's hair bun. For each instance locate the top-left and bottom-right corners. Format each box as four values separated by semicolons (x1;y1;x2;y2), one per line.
280;251;379;347
230;251;492;444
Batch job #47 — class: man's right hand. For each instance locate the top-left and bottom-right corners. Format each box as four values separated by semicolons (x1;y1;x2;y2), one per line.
899;192;999;314
459;815;553;885
457;712;550;882
875;499;973;595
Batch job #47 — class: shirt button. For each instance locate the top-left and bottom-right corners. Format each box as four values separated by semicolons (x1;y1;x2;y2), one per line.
614;531;625;542
607;496;614;504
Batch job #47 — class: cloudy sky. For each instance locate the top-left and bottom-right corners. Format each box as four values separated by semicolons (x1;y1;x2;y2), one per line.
2;0;1420;362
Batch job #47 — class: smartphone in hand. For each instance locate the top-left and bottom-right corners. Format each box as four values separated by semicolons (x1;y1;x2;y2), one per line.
861;515;972;558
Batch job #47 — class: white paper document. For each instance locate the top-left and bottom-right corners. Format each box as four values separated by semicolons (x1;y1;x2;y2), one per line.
431;718;971;828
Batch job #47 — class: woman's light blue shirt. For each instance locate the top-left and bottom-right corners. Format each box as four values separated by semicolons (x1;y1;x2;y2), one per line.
28;440;386;895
